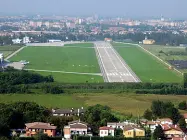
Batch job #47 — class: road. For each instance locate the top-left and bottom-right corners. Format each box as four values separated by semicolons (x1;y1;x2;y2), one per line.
94;41;140;83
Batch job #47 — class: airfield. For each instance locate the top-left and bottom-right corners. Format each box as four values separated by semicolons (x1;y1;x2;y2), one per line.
6;41;183;83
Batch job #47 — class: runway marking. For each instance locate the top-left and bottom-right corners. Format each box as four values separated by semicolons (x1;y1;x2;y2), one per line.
94;41;140;83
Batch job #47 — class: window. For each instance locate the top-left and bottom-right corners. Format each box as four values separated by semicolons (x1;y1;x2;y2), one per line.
101;131;103;134
128;132;131;135
105;131;107;134
51;130;53;132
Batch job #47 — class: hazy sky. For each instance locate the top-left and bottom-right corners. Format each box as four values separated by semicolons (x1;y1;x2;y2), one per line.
0;0;186;18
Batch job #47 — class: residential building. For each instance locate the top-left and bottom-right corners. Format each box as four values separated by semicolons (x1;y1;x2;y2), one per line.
99;126;115;137
146;121;160;133
157;118;173;125
63;120;88;139
25;122;56;137
52;107;85;116
107;122;136;130
162;124;185;139
123;126;145;138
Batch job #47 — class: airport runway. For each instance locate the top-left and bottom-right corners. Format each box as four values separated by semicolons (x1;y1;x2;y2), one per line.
94;41;141;83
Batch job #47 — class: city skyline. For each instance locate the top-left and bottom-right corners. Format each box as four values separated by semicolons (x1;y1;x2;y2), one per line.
0;0;187;19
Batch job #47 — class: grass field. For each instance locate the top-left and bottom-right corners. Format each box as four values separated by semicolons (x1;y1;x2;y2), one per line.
0;93;186;116
112;43;182;83
64;43;94;47
36;71;103;83
0;46;21;57
142;45;187;61
9;46;100;73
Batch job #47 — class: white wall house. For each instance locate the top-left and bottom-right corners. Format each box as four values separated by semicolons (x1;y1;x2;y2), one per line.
99;127;115;137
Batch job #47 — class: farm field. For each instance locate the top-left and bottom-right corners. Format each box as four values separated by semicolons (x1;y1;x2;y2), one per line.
9;46;100;73
36;71;104;83
0;46;21;57
112;43;182;83
64;43;94;47
0;93;186;116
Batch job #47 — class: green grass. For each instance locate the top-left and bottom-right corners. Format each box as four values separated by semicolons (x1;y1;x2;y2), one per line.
36;71;103;83
0;46;21;57
64;43;94;47
9;46;100;73
142;45;187;61
0;93;186;116
113;43;182;83
0;94;84;109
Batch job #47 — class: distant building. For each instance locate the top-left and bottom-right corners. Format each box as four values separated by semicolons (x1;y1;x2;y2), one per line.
99;126;115;137
12;38;22;44
48;39;62;43
142;36;155;45
0;53;4;63
63;120;88;139
104;38;113;42
52;107;85;116
25;122;56;137
23;36;30;44
107;122;136;130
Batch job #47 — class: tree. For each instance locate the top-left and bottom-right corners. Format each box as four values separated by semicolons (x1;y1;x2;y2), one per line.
153;125;165;140
143;109;153;120
178;101;187;110
115;128;123;137
167;107;180;124
34;131;48;140
183;73;187;88
83;104;118;134
178;117;186;130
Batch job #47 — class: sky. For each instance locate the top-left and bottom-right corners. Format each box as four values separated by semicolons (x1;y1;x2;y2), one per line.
0;0;187;19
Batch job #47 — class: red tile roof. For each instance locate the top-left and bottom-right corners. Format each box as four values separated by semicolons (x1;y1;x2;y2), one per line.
161;124;183;132
99;126;114;130
25;122;56;130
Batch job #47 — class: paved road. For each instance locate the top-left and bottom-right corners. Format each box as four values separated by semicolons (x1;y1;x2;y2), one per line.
94;41;140;83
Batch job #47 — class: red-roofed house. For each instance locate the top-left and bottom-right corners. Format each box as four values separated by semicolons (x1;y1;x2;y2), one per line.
25;122;56;137
161;124;184;139
99;126;115;137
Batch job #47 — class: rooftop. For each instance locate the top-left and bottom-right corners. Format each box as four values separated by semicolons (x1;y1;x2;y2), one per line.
25;122;56;130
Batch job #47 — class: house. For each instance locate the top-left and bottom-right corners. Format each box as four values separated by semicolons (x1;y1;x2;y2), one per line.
146;121;160;133
63;120;88;139
99;126;115;137
123;126;145;138
107;122;136;130
25;122;56;137
157;118;173;125
162;124;185;139
142;37;155;45
52;107;85;117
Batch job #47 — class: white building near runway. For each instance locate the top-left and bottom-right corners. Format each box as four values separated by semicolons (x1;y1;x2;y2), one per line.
0;53;4;63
